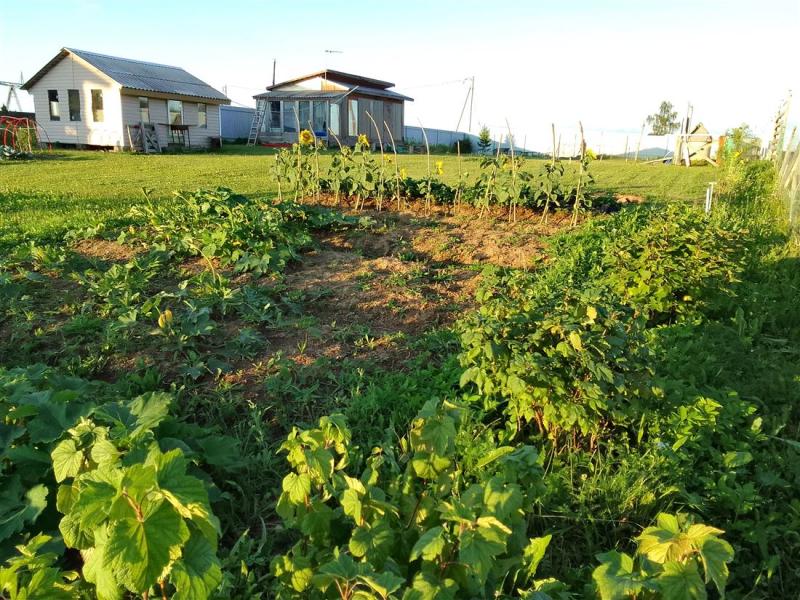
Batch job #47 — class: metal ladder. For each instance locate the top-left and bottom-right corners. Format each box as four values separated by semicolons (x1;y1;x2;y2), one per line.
247;100;267;146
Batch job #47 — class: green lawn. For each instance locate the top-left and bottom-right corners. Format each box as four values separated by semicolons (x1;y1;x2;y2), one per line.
0;145;715;246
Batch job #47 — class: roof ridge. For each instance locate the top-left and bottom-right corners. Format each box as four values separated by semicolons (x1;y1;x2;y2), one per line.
65;47;186;72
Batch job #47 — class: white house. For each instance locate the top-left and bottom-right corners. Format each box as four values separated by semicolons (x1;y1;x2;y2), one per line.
252;70;412;147
21;48;229;150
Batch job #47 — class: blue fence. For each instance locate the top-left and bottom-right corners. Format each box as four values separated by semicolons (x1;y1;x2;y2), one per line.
220;105;255;141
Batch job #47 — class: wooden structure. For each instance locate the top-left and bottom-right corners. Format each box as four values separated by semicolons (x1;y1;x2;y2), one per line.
22;48;229;150
251;69;412;147
767;93;791;161
776;129;800;225
126;122;160;153
673;122;716;166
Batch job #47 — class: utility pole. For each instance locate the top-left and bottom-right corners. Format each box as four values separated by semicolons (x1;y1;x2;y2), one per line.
272;59;276;86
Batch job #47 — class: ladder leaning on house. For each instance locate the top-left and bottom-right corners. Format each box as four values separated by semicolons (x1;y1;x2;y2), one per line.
246;101;267;146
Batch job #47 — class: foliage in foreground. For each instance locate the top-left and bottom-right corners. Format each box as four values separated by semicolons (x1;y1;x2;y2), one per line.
1;158;797;599
270;404;732;599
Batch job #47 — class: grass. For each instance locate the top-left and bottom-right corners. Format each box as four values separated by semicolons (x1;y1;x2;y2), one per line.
0;145;715;246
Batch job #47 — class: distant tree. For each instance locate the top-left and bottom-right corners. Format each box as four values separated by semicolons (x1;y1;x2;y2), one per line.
453;136;473;154
477;125;492;154
0;104;6;113
646;101;680;135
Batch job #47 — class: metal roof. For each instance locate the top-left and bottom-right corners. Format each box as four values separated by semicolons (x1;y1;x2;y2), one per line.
23;48;229;102
268;69;395;91
254;86;412;103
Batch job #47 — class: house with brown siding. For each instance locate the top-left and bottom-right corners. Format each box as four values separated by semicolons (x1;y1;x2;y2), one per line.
21;48;229;150
252;69;412;147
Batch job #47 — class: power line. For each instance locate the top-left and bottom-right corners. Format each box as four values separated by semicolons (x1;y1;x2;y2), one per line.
403;78;469;90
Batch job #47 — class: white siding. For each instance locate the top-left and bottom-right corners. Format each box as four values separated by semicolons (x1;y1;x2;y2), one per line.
120;93;221;149
28;54;123;147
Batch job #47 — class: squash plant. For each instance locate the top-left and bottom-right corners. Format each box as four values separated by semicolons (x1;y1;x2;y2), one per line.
459;288;653;444
270;401;569;599
593;513;734;599
53;416;222;600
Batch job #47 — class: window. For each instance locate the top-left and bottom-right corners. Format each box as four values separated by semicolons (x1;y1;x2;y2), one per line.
91;89;104;122
348;99;358;136
312;101;326;136
329;103;340;136
68;89;81;121
139;97;150;123
282;101;296;133
167;100;183;125
198;103;207;128
268;101;281;132
48;90;60;120
298;101;311;131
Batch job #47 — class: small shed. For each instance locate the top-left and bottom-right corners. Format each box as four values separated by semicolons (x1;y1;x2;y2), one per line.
21;48;230;150
252;69;412;146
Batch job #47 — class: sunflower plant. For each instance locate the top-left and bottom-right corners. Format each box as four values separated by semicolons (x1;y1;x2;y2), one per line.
351;135;377;210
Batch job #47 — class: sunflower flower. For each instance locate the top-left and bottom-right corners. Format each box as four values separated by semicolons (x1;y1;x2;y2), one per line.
400;168;408;179
357;134;369;147
299;129;314;146
435;160;444;176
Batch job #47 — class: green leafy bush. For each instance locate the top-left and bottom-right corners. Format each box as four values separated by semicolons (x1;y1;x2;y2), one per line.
270;402;569;599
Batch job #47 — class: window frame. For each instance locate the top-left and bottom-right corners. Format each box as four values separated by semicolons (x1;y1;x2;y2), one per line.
91;89;104;122
348;98;358;137
197;103;207;128
138;97;150;123
268;100;281;132
312;100;327;136
68;89;81;122
48;90;60;121
167;99;183;125
298;101;311;132
282;101;297;133
329;102;340;137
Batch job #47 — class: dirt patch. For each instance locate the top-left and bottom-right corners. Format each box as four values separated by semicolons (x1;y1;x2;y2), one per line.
72;239;139;262
615;193;645;204
313;204;571;270
260;244;478;367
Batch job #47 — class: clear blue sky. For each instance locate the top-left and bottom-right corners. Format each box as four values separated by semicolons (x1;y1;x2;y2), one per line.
2;0;798;151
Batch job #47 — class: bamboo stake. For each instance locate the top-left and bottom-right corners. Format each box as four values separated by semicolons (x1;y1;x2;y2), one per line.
307;120;321;204
419;120;432;215
506;119;517;223
456;139;462;213
634;121;644;162
572;121;586;227
384;120;402;211
365;111;385;211
541;123;557;225
292;105;301;201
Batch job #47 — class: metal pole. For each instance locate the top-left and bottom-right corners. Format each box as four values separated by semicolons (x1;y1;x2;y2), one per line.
468;76;474;133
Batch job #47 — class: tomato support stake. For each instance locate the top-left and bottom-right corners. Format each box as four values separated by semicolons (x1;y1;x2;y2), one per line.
704;182;716;213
